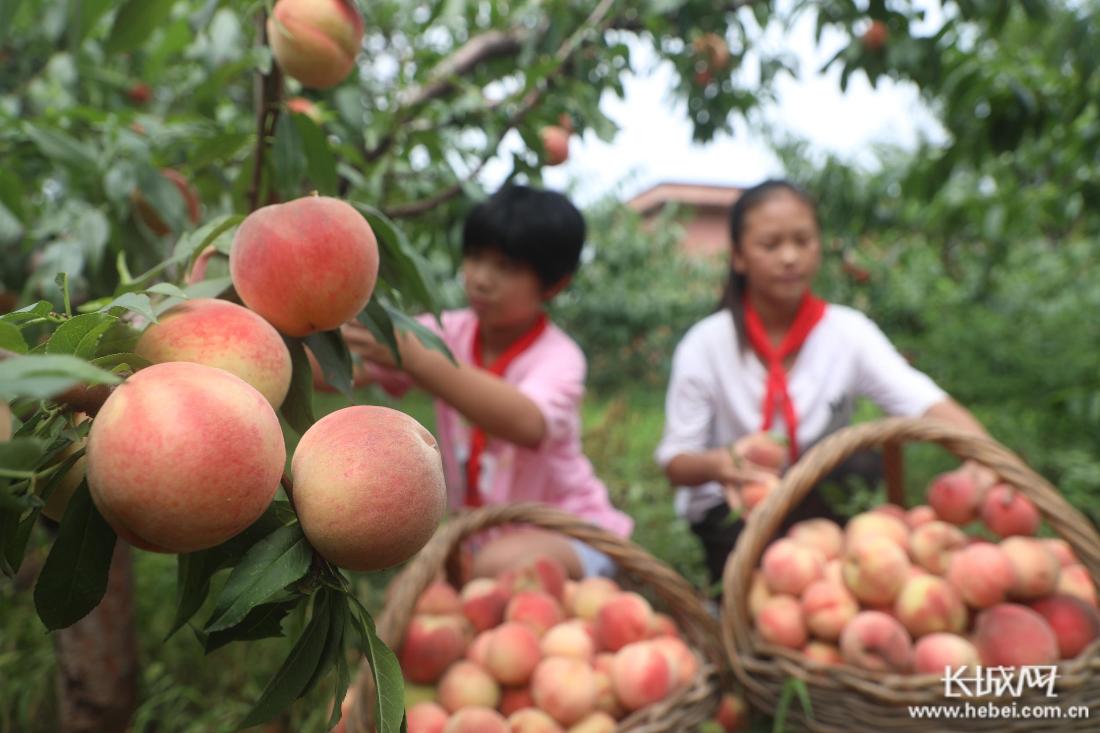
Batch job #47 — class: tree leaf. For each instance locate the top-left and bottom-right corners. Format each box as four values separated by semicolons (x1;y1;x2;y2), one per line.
382;302;455;366
99;293;158;324
23;124;98;172
279;338;316;436
204;524;313;633
237;591;333;729
0;354;122;401
1;301;52;325
350;597;406;733
293;114;338;195
273;113;307;200
33;482;117;630
303;330;353;398
0;438;49;473
0;322;27;354
44;313;118;356
304;590;349;696
352;203;439;315
105;0;177;53
168;503;290;639
356;300;399;366
198;598;299;654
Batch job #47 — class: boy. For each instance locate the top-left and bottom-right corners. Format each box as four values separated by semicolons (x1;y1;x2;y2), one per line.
342;184;632;578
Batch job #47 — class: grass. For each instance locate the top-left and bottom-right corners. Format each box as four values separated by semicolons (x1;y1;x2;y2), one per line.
1;382;959;732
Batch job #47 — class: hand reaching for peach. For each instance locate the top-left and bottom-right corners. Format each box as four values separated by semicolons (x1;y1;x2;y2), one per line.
722;432;786;516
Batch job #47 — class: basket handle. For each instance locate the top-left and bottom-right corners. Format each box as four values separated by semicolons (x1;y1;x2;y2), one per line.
721;416;1100;664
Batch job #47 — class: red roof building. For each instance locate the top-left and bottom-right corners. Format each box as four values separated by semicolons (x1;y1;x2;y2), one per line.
626;182;742;258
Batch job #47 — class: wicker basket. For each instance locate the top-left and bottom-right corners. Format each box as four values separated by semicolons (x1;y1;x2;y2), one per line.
346;502;726;733
720;416;1100;732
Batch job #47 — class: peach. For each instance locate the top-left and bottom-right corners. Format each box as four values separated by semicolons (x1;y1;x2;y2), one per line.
894;575;967;637
839;611;914;673
507;708;564;733
846;511;909;550
737;431;787;470
568;577;619;620
787;518;845;560
593;592;653;651
499;685;535;716
185;245;221;285
927;470;983;525
286;96;323;124
1057;564;1098;607
740;479;773;513
1045;538;1079;567
268;0;364;89
873;503;909;523
945;543;1016;608
1000;536;1061;600
133;169;200;236
566;712;616;733
592;652;615;676
486;622;542;686
562;580;578;610
291;405;445;571
1029;594;1100;659
647;612;679;639
136;299;292;408
591;669;622;718
800;580;858;642
443;707;508;733
86;362;283;553
980;484;1040;537
541;621;595;661
461;577;511;631
823;559;843;586
761;538;825;596
400;614;471;684
405;684;437;707
612;641;673;711
539;126;570;166
415;581;463;616
230;195;379;337
715;692;750;732
650;636;699;689
909;521;968;575
506;556;568;601
755;595;807;649
973;603;1059;667
748;570;773;617
842;535;910;605
912;632;980;675
506;591;565;637
802;640;843;666
906;505;938;529
466;629;493;667
531;657;597;725
408;701;449;733
438;660;501;712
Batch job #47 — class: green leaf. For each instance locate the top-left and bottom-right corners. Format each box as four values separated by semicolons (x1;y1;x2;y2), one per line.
0;354;123;401
305;590;349;695
33;482;117;631
353;203;439;314
350;597;405;733
293;114;339;195
199;598;300;654
146;283;189;299
171;214;244;267
68;0;115;48
204;524;313;633
0;438;49;472
273;113;308;200
100;293;158;324
382;302;455;366
23;124;98;172
279;338;316;436
303;330;353;398
356;300;399;366
1;500;39;577
238;591;333;729
105;0;177;53
0;322;27;354
132;166;188;235
168;503;289;639
89;352;152;374
1;301;52;325
44;313;117;356
327;618;353;730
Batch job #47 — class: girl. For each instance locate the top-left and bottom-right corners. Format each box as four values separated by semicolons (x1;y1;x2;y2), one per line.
654;179;991;587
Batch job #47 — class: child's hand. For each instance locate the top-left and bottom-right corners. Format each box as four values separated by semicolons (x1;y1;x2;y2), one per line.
340;322;425;371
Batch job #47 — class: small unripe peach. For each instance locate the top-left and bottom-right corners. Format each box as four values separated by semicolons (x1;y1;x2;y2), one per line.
539;126;570;166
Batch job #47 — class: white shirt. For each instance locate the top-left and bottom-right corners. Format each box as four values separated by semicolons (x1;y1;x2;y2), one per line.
654;305;947;522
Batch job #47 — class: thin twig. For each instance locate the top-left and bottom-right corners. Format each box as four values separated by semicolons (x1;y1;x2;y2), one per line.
248;11;284;212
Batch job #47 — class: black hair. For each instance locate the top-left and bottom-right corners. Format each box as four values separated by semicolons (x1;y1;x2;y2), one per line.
717;179;819;347
462;184;586;290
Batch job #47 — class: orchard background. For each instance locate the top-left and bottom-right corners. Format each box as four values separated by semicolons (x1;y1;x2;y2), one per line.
1;0;1099;732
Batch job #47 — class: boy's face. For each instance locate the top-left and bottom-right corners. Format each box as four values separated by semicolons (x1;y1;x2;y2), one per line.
461;247;548;328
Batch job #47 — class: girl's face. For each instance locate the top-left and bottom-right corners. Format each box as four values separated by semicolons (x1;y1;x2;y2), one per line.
461;247;548;328
731;190;822;309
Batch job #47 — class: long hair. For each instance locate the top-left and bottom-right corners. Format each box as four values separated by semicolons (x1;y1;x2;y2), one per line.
717;179;819;349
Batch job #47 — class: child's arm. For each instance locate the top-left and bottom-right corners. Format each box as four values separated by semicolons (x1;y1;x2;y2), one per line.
342;323;545;448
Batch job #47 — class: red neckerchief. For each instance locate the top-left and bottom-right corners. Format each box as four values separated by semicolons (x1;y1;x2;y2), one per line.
742;292;827;462
465;313;549;507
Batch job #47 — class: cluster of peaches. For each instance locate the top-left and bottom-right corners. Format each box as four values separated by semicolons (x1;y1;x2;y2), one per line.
388;555;746;733
749;468;1099;675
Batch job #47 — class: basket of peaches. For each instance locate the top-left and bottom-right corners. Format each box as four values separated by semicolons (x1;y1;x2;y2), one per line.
720;416;1100;732
339;503;750;733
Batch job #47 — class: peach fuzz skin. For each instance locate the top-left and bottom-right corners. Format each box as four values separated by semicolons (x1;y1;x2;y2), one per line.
290;405;445;572
267;0;364;89
230;195;379;337
135;298;292;408
86;362;284;553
